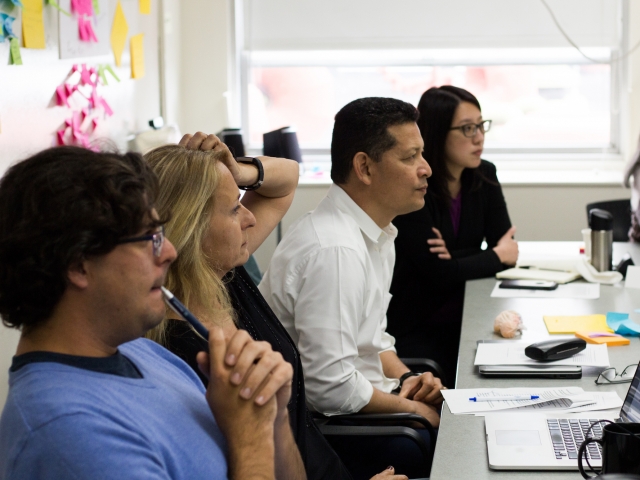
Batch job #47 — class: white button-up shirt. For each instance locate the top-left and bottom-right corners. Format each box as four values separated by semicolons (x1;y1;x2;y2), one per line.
259;184;400;415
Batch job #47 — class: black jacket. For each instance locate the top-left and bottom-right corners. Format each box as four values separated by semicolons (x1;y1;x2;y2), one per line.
164;266;353;480
388;160;512;342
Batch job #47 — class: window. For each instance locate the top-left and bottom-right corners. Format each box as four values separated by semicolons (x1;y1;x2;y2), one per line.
240;0;627;165
247;57;612;150
247;52;616;151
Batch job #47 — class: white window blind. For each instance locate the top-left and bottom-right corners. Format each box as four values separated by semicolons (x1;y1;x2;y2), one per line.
244;0;620;51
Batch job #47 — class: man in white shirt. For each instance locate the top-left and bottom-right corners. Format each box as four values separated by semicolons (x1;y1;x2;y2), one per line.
259;97;444;427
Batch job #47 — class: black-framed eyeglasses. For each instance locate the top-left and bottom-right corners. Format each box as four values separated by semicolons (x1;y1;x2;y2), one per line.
450;119;492;138
595;364;638;385
117;225;165;258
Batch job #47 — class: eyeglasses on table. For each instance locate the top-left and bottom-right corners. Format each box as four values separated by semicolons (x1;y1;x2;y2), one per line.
595;364;638;385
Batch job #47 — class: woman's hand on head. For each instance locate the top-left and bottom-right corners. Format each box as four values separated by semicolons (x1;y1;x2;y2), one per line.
179;132;227;153
493;226;518;266
179;132;262;188
427;227;451;260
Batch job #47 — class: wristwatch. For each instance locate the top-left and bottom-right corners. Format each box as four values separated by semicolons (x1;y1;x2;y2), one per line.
398;371;420;388
236;157;264;191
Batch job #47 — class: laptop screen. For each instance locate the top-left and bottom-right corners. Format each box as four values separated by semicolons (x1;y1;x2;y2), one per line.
619;363;640;423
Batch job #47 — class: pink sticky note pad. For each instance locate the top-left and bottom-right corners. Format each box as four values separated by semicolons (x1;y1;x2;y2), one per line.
56;85;69;107
56;129;67;146
100;98;113;116
72;0;93;16
78;18;89;41
588;332;621;338
84;20;98;42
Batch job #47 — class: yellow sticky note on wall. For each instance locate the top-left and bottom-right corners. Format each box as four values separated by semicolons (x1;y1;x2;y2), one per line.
22;0;46;49
543;314;614;334
110;1;128;67
130;33;145;79
139;0;151;14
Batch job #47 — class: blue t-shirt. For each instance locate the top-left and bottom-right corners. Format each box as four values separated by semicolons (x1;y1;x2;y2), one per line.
0;338;228;480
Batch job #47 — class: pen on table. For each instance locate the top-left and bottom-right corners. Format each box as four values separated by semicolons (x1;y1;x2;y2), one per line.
161;286;209;341
469;395;540;402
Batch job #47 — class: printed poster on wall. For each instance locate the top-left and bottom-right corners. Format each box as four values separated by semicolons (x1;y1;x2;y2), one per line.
58;0;110;59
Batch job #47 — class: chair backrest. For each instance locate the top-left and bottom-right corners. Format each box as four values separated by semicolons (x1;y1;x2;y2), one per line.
586;199;632;242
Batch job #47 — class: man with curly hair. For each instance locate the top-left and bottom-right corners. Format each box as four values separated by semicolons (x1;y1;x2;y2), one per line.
0;146;303;480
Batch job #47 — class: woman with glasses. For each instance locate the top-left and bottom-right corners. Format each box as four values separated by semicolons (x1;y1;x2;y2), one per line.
387;86;518;386
144;133;405;480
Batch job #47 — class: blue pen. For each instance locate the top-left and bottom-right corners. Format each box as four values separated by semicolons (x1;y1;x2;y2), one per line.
469;395;539;402
161;286;209;341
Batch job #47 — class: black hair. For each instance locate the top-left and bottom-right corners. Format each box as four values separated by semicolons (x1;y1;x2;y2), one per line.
416;86;487;209
0;146;163;330
331;97;419;184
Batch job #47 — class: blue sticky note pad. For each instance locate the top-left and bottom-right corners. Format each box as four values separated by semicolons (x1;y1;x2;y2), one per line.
607;312;640;336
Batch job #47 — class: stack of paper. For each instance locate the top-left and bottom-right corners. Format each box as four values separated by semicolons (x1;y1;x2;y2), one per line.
474;343;610;367
441;387;623;416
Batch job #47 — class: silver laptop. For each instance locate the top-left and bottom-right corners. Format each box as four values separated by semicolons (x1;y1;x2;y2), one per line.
485;364;640;470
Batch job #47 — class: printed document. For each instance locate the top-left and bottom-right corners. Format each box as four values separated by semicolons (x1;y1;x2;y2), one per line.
442;387;586;414
469;391;623;416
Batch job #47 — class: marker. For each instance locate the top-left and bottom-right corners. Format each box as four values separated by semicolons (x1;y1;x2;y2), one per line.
469;395;540;402
161;286;209;341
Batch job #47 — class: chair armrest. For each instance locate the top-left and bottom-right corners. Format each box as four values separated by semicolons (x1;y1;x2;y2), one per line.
318;423;433;475
314;412;435;439
400;357;448;386
318;424;431;460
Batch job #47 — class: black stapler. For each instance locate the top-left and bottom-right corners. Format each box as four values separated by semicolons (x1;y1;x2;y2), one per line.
524;338;587;361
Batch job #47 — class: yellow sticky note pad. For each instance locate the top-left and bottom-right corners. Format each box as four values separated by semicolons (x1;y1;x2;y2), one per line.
543;314;614;334
139;0;151;14
130;33;145;79
22;0;46;49
110;1;129;67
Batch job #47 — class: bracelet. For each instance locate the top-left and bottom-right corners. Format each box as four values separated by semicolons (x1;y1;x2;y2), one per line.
236;157;264;191
398;371;420;388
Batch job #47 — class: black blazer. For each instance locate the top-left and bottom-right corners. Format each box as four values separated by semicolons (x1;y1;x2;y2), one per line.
388;160;512;341
164;267;353;480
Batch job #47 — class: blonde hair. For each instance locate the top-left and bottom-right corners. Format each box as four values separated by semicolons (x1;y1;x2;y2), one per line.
143;144;235;345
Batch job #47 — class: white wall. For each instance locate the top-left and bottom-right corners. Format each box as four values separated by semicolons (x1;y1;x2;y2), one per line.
177;0;233;135
252;183;632;273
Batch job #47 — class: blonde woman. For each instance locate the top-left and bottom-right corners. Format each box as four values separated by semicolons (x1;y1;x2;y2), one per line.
145;134;408;480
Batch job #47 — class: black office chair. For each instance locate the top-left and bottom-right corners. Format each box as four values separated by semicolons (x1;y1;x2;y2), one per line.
313;358;444;479
314;412;435;480
586;199;632;242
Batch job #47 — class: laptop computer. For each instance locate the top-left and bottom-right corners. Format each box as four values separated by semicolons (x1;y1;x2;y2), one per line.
485;363;640;470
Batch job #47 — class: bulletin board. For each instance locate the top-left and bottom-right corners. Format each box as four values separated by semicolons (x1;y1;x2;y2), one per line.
0;0;161;172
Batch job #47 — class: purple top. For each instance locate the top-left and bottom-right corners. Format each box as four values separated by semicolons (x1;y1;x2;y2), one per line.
450;191;462;238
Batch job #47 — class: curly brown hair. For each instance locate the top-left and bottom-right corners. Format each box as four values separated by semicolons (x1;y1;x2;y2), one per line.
0;146;164;330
